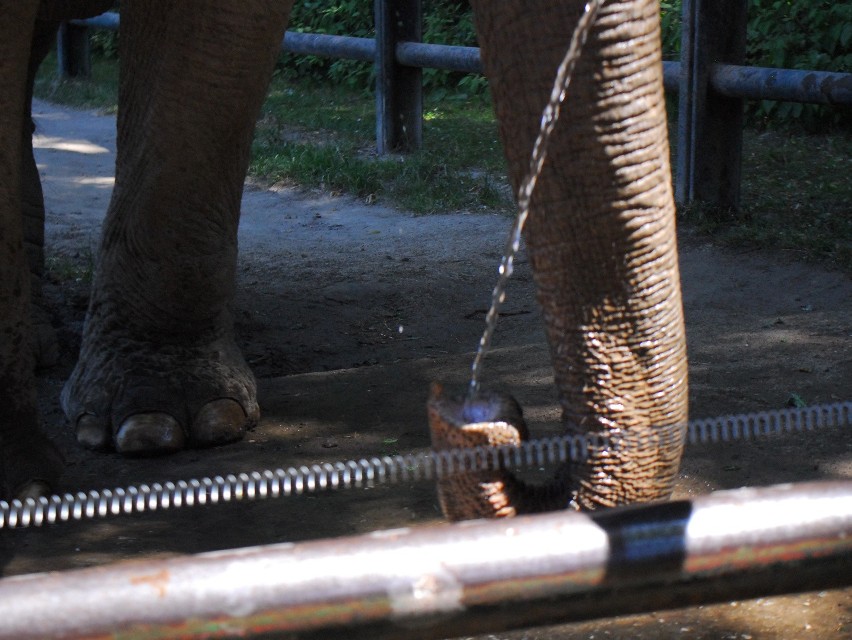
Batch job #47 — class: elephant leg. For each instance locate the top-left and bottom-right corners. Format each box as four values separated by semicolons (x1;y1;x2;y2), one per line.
468;0;688;510
62;0;294;454
23;19;62;370
0;1;63;498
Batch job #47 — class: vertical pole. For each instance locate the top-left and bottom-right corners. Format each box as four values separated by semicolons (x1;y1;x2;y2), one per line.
676;0;747;211
375;0;422;154
674;0;696;206
57;22;92;78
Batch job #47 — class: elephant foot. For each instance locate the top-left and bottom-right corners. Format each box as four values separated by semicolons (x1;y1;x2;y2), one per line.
1;428;63;500
61;336;258;455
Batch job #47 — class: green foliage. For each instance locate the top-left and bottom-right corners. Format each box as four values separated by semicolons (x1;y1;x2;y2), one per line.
680;129;851;270
251;77;508;213
279;0;481;96
654;0;850;130
659;1;682;59
282;1;848;129
89;1;120;58
278;0;375;90
90;29;119;59
745;1;851;130
33;51;119;111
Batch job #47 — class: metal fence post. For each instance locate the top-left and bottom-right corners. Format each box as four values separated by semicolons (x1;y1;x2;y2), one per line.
57;22;92;78
676;0;747;211
374;0;422;154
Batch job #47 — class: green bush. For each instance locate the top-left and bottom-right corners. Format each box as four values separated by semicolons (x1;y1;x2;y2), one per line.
656;0;850;130
282;1;848;128
279;0;482;96
90;29;118;59
745;1;851;130
92;1;848;128
660;1;682;59
278;0;375;90
89;1;120;58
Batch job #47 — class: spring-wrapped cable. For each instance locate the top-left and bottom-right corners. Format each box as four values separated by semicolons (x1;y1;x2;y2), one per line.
1;401;848;529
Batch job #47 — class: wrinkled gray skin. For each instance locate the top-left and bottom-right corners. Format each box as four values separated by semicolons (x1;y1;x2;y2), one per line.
0;0;687;513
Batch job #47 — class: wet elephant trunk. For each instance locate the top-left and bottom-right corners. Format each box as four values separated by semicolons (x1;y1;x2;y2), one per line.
470;0;688;508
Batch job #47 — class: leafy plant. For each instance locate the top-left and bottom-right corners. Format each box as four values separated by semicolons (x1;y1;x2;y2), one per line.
745;0;851;130
280;0;480;96
659;1;682;59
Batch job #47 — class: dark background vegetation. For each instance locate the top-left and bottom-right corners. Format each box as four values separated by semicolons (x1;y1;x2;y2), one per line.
278;0;851;131
89;1;851;130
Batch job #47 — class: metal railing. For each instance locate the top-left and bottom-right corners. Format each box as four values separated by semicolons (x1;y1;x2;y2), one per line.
0;480;849;639
57;1;851;210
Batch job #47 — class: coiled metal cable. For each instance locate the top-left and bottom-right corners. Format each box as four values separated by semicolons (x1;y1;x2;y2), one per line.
1;401;848;529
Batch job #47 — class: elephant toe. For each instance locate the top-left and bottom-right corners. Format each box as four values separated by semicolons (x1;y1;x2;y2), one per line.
115;413;186;456
75;413;111;451
1;430;64;501
63;332;257;456
190;398;250;447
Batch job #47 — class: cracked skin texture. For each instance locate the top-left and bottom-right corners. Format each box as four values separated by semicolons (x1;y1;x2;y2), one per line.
434;0;688;518
54;0;297;456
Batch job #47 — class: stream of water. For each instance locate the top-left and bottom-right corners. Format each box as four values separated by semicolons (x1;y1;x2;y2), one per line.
467;0;604;398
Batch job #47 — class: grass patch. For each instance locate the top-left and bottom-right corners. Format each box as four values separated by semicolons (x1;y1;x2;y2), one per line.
45;248;95;285
34;53;850;271
679;130;851;270
251;76;510;213
33;51;119;112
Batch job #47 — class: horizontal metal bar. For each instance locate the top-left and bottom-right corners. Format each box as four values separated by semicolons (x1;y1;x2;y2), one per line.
711;64;852;105
0;480;848;640
70;12;669;88
69;12;118;30
74;13;852;109
282;31;376;62
396;41;481;73
662;60;680;92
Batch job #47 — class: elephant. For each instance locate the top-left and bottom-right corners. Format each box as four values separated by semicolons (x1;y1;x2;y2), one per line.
0;0;688;517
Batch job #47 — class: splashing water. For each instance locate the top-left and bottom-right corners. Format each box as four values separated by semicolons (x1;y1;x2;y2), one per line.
468;1;604;398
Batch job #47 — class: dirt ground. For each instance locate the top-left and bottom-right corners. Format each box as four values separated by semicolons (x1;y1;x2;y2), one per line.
5;100;850;638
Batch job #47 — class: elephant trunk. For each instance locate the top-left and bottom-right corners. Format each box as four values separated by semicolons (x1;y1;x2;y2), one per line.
470;0;688;509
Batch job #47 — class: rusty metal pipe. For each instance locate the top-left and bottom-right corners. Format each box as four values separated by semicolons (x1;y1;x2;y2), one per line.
0;480;849;639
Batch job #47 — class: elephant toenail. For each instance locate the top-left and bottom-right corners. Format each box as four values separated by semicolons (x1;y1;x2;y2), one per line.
76;414;111;451
191;399;248;447
115;413;186;456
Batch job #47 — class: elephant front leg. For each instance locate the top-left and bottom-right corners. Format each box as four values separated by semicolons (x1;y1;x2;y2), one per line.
0;2;63;498
24;20;66;370
62;1;294;454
